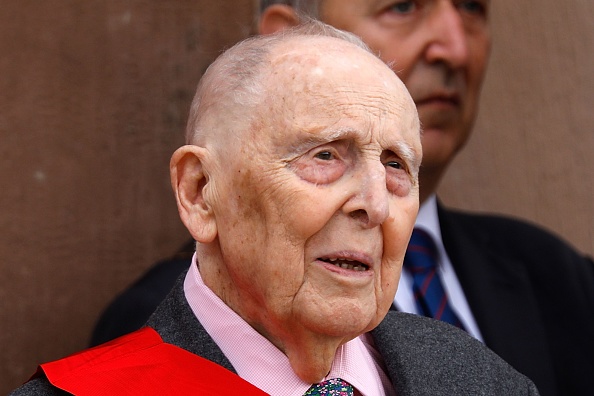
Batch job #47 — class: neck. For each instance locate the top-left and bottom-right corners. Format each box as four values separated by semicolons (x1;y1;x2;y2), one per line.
282;332;346;383
199;246;348;384
246;308;351;383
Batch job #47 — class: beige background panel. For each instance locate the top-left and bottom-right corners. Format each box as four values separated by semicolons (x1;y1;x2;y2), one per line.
0;0;592;393
440;0;594;255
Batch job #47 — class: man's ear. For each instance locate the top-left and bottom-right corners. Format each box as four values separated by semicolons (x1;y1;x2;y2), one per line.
258;4;301;35
170;145;217;244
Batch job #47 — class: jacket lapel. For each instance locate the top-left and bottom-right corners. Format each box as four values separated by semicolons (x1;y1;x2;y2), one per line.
437;203;557;391
146;270;236;373
371;312;540;396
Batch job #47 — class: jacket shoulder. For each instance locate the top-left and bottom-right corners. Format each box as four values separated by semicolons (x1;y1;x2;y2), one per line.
8;377;67;396
440;206;594;291
441;206;584;255
373;312;540;395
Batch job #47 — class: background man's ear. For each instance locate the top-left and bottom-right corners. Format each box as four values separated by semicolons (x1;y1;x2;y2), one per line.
258;4;300;35
170;146;217;244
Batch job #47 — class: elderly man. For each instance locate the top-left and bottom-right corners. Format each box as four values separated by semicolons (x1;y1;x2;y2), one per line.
91;2;594;395
11;23;538;395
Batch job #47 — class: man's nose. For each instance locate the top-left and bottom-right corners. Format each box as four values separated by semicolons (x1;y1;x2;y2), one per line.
342;162;390;229
424;2;469;69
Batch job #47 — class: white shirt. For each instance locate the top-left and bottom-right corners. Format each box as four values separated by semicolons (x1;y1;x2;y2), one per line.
394;195;484;341
184;258;396;396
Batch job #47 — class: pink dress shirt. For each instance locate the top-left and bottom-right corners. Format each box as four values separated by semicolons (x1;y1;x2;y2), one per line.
184;255;396;396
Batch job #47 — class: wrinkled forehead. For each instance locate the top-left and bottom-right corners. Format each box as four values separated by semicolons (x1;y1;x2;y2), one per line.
258;37;419;141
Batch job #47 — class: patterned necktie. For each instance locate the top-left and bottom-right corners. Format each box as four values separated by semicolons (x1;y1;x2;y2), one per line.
404;228;465;329
304;378;354;396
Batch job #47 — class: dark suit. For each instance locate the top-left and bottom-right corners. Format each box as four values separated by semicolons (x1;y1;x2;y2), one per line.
12;273;539;395
438;205;594;396
90;203;594;396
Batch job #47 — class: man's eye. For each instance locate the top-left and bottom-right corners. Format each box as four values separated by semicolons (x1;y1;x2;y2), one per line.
386;161;403;169
458;0;487;17
315;151;333;161
388;0;416;14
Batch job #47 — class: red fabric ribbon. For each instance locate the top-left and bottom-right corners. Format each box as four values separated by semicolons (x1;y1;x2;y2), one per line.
32;327;268;395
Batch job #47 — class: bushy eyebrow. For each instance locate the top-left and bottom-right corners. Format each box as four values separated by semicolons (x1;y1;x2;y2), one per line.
284;127;360;154
393;140;421;178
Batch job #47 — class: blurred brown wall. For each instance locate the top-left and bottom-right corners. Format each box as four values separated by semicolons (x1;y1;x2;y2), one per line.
0;0;592;393
0;1;256;392
441;1;594;254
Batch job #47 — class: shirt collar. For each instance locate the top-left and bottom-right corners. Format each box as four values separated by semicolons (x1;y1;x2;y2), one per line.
415;194;444;251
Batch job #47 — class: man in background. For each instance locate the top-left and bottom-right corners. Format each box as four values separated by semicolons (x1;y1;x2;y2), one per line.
92;2;594;395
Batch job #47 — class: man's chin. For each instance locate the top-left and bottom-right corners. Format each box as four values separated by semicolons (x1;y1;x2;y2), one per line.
302;307;380;339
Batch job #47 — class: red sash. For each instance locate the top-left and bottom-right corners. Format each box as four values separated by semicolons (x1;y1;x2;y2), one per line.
32;327;268;395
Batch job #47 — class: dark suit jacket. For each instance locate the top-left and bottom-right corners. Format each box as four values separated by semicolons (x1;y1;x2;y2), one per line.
90;203;594;396
438;205;594;396
11;273;539;395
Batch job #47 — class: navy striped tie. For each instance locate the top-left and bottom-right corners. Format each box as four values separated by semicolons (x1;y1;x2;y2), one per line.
404;228;465;329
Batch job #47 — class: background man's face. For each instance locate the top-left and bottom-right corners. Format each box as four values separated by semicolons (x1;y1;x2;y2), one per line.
320;0;491;173
208;38;422;348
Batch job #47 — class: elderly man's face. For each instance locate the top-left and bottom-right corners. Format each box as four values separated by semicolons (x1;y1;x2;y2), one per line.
320;0;491;174
207;38;421;347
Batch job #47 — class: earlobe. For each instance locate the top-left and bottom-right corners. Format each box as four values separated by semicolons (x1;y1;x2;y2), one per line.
170;146;217;244
258;4;301;35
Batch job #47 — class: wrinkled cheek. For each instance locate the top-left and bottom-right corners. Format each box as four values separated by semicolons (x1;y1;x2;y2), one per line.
377;263;400;315
393;195;418;233
378;200;417;300
381;213;414;264
293;281;379;337
281;197;339;240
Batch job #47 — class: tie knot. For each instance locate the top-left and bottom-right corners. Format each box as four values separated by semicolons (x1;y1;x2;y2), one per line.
304;378;354;396
404;228;438;272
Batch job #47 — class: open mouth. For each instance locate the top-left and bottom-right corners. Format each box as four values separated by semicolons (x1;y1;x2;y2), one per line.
318;257;369;272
